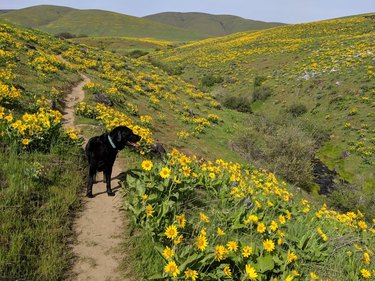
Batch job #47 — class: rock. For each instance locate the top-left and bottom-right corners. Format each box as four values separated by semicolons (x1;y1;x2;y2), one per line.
94;93;113;106
150;143;166;159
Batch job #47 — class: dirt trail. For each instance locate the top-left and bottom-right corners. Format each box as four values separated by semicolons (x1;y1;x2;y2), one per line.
62;75;134;281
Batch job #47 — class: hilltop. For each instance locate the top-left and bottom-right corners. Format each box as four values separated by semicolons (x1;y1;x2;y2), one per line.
144;12;285;37
0;5;209;41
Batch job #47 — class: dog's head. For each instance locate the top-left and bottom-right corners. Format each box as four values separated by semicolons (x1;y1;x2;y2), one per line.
109;126;141;150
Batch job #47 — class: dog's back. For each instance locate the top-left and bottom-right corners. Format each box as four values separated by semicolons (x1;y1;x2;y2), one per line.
85;134;116;172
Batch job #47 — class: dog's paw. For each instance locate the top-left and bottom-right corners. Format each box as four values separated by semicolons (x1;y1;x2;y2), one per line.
86;193;94;198
107;191;115;196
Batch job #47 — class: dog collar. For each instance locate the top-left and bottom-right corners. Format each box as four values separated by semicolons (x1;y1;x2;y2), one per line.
107;135;117;150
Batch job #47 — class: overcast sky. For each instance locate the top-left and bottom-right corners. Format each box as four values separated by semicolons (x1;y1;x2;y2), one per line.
1;0;374;23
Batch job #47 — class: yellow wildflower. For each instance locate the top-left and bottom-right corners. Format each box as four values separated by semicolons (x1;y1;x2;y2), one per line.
164;261;180;277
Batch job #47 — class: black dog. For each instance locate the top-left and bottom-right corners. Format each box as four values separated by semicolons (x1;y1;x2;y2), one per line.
85;126;141;198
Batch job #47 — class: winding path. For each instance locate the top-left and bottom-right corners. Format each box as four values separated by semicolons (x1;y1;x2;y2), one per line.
62;75;134;281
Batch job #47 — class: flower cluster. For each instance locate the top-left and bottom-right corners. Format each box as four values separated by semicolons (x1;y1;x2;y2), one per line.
76;102;154;147
124;149;375;280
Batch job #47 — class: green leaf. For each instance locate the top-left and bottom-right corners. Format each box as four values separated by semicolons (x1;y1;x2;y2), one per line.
179;253;200;272
256;254;275;273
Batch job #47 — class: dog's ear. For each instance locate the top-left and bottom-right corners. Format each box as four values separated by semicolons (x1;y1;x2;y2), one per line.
114;126;131;144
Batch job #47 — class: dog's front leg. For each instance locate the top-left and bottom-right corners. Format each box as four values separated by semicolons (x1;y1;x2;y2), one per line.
86;166;96;198
104;167;115;196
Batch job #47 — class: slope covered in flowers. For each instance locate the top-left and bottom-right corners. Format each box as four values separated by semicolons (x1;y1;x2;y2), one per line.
124;149;375;280
149;15;375;189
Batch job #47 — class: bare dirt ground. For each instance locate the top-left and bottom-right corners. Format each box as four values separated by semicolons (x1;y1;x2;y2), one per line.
62;75;135;281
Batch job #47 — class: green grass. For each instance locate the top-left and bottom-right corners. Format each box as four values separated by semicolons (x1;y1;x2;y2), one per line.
70;36;174;56
0;145;85;280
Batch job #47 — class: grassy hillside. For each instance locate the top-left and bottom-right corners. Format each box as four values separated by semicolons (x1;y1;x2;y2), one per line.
144;12;285;37
1;18;374;281
0;5;209;41
148;15;375;199
70;36;175;57
0;23;85;280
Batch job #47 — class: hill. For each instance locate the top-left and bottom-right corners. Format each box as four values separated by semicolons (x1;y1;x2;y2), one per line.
148;14;375;210
0;5;209;41
0;19;374;281
144;12;285;37
69;36;175;57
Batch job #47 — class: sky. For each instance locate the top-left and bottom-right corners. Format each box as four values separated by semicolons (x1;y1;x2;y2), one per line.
1;0;374;24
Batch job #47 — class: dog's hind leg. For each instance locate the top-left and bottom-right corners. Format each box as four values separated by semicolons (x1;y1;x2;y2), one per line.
104;167;115;196
86;166;96;198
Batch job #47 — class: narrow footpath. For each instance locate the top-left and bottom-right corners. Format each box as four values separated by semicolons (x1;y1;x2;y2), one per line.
62;74;135;281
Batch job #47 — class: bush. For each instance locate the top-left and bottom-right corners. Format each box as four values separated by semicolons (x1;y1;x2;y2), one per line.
254;75;267;87
328;183;375;221
55;32;76;39
286;103;308;117
201;74;223;88
253;86;272;102
127;49;149;59
230;114;316;188
222;94;252;113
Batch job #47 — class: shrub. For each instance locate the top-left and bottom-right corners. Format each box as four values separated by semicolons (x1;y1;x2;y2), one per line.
127;49;149;59
55;32;76;39
201;74;223;88
254;75;267;87
222;94;252;113
286;103;307;117
253;86;272;102
230;115;316;188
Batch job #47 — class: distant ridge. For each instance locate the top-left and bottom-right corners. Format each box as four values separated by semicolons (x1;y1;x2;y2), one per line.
0;10;14;14
0;5;210;41
0;5;285;41
144;12;285;37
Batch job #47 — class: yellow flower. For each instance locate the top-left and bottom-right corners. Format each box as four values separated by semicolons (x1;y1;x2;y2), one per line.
257;223;266;233
209;172;216;179
173;234;183;245
183;166;191;177
217;227;225;236
224;266;232;277
196;234;208;251
363;252;371;265
226;240;238;252
285;275;293;281
165;225;178;240
184;268;198;281
360;269;371;279
287;250;298;263
142;194;148;201
309;272;319;280
242;246;253;258
245;214;259;224
263;239;275;252
176;214;186;229
215;245;227;261
162;246;174;259
159;167;171;178
269;220;278;232
69;132;78;140
145;204;154;217
21;138;30;145
245;264;258;280
164;260;180;277
141;160;153;171
358;220;368;229
279;215;286;224
199;212;210;223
